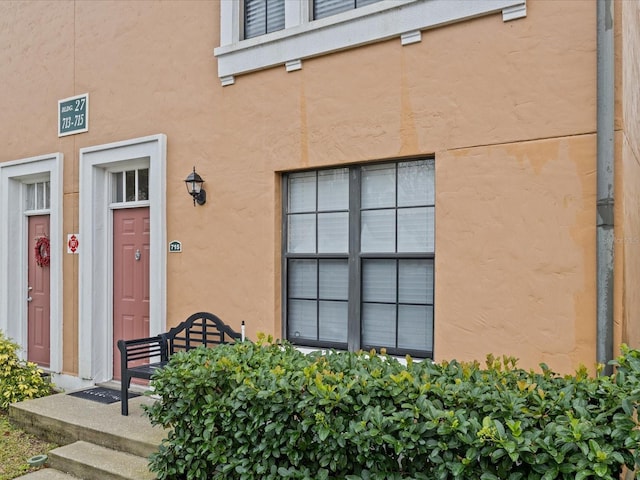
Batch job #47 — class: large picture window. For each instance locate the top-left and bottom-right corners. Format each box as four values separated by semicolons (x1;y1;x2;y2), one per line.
283;158;435;358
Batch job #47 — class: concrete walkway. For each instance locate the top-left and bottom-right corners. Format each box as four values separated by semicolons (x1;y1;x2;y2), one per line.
8;389;167;479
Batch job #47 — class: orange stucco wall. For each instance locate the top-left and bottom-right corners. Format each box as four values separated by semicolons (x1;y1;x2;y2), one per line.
619;0;640;351
0;0;632;376
205;0;601;372
435;136;596;372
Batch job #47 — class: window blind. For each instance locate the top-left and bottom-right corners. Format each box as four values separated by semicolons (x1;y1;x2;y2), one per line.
314;0;383;20
245;0;285;39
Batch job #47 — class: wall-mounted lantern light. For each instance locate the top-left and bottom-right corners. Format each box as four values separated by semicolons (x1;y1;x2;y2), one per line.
185;167;206;206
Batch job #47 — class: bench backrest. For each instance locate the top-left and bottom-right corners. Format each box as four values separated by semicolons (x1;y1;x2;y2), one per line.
117;335;167;365
166;311;242;355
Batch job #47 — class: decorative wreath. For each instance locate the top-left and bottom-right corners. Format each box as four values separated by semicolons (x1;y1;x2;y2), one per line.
34;236;50;267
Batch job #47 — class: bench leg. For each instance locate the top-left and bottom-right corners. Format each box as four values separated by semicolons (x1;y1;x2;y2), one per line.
121;374;132;416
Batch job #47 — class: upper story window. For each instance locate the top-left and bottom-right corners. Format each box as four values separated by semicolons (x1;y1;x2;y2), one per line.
314;0;383;20
215;0;526;85
244;0;285;39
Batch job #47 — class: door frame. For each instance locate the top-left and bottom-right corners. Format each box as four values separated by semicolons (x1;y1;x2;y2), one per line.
78;134;166;382
0;154;63;373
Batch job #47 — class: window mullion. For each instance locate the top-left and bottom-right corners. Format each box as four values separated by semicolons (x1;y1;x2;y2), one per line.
395;259;400;350
395;164;399;350
348;167;361;352
315;171;319;254
395;162;399;253
285;0;305;28
264;0;268;34
134;170;139;202
315;172;320;342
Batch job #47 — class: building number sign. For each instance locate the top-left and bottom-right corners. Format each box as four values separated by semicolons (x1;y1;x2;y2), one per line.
58;93;89;137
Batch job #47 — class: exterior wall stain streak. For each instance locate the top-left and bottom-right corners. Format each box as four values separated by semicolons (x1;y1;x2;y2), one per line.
399;49;420;157
436;135;596;371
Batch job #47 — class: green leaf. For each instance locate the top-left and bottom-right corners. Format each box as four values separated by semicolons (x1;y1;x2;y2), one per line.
318;427;330;442
593;463;608;477
503;440;516;453
450;462;465;476
277;466;291;477
481;473;500;480
490;449;506;462
575;469;593;480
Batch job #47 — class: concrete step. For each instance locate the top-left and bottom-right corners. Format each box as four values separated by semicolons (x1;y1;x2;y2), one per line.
13;468;79;479
48;441;155;480
9;392;166;458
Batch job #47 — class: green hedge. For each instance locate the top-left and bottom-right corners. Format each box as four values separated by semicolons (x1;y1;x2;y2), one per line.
145;336;640;480
0;331;52;409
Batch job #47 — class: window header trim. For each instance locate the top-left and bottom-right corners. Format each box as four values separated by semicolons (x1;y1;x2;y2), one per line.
215;0;526;84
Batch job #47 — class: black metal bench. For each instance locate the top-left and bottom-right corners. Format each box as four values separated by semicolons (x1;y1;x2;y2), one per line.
117;311;243;416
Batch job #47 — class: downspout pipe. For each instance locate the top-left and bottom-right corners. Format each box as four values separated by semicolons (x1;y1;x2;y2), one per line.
596;0;614;375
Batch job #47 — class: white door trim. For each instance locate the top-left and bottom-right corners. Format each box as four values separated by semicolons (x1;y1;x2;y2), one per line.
0;154;63;373
78;134;166;382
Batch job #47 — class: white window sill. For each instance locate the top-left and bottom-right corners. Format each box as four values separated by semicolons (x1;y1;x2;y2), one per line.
214;0;526;85
294;346;423;365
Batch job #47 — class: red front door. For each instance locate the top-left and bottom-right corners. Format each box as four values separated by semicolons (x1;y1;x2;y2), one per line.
113;207;150;380
27;215;50;367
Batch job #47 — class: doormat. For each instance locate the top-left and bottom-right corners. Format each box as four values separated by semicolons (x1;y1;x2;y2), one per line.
67;387;140;405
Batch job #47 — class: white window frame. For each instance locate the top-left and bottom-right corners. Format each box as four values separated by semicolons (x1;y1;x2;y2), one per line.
24;180;51;213
282;158;436;358
109;165;151;207
214;0;526;85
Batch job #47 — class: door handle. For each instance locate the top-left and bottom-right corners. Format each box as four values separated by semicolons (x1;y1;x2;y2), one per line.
27;286;32;302
27;296;32;302
135;249;141;261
